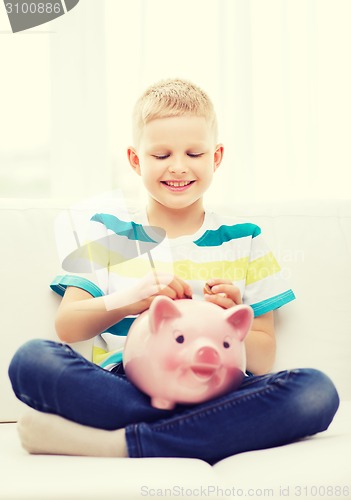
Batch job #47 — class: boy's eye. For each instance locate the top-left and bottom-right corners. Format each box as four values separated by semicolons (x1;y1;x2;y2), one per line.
187;153;203;158
152;155;169;160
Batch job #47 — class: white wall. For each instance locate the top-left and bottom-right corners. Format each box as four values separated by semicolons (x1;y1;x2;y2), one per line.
0;0;350;202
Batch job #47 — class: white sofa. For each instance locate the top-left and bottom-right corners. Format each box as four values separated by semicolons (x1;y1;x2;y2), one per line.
1;198;350;500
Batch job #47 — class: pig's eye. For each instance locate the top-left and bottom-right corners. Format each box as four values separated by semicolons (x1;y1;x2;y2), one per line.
173;330;185;344
223;337;231;349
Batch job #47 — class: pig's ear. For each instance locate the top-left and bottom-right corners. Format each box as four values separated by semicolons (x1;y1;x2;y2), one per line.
224;305;253;341
149;296;181;334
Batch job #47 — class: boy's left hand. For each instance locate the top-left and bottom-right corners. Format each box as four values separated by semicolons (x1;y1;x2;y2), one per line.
204;279;242;309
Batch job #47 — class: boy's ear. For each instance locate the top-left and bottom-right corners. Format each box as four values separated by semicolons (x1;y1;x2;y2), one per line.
127;147;141;176
213;144;224;172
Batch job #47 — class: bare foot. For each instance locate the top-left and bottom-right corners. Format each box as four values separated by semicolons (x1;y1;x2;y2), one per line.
17;408;128;457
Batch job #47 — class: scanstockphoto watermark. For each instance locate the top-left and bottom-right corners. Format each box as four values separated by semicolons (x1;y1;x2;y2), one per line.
140;485;275;497
3;0;80;33
140;484;351;497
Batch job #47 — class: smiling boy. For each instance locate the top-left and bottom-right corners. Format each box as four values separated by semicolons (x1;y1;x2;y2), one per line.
8;79;339;462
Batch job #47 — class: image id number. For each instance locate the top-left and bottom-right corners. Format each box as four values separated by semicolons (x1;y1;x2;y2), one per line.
294;485;350;497
5;2;62;15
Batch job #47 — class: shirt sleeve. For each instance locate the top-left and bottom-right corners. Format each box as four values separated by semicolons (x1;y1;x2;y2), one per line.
50;213;109;298
242;228;296;317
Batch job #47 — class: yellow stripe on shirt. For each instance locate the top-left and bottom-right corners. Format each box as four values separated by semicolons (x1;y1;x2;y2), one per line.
109;256;250;282
246;252;281;285
174;258;249;281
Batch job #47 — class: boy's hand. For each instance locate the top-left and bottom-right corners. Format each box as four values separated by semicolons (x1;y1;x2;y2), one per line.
151;272;192;300
203;279;242;309
126;272;192;315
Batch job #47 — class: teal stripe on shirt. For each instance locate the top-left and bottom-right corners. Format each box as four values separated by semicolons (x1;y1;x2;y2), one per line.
50;275;136;335
194;223;261;247
50;275;104;298
250;290;296;317
91;213;156;242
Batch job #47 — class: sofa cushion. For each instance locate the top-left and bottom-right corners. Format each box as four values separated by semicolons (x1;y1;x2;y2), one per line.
1;198;350;423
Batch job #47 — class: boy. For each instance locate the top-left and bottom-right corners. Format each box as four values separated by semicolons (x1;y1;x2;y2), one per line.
9;79;339;463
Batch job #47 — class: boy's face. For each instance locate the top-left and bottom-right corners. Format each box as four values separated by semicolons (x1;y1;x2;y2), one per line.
128;115;223;211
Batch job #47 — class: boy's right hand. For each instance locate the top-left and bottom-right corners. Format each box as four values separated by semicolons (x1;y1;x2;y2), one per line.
104;272;192;314
134;272;193;314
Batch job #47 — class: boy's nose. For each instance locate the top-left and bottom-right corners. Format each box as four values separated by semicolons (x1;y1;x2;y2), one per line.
168;160;188;174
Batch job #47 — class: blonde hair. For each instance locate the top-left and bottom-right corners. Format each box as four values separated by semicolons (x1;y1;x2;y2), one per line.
132;78;218;146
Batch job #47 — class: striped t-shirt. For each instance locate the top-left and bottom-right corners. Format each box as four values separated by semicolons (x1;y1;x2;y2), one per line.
51;208;295;371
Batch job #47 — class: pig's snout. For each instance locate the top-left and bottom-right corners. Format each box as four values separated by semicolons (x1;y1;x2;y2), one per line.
194;346;220;366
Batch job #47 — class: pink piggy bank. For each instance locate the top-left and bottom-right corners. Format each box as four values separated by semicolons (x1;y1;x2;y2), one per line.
123;296;253;409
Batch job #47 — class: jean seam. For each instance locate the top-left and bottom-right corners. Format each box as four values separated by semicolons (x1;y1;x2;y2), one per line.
126;424;143;458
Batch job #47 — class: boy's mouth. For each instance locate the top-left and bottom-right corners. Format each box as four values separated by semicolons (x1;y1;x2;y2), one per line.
161;180;195;191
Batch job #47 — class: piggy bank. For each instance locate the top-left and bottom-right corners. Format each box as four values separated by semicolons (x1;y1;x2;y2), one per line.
123;296;253;409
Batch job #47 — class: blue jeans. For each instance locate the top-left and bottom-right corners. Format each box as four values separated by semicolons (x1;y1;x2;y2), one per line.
8;339;339;464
